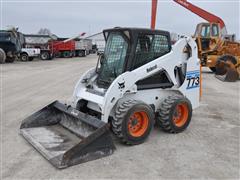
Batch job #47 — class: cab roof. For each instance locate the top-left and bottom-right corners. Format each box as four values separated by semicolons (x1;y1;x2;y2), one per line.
103;27;170;36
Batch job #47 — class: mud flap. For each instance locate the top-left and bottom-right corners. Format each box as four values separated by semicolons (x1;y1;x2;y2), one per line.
20;101;116;169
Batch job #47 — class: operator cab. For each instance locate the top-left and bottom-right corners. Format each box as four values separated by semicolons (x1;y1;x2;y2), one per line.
96;27;173;89
193;22;223;52
194;22;221;38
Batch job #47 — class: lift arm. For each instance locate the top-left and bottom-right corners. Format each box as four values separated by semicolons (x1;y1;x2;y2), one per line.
151;0;226;31
151;0;158;29
173;0;225;29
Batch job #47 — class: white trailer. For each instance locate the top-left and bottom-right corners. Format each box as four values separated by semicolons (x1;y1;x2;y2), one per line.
75;39;92;57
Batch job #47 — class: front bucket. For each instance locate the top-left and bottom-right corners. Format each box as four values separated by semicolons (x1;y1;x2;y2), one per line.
215;69;239;82
215;61;239;82
20;101;115;169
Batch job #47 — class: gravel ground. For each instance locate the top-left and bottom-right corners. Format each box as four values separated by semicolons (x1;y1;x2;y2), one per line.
1;55;239;179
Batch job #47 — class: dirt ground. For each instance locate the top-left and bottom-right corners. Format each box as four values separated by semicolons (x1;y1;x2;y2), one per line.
1;55;239;179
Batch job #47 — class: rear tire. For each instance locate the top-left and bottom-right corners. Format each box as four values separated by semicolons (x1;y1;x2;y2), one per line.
6;57;15;63
40;52;50;60
111;99;154;145
0;48;6;64
72;51;76;57
156;95;192;133
63;51;70;58
28;57;34;61
78;50;85;57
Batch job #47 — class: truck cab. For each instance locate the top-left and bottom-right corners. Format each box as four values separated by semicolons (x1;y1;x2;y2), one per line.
0;30;24;63
20;48;41;61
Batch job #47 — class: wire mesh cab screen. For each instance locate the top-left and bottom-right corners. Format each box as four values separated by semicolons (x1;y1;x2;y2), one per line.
132;33;170;69
98;32;128;83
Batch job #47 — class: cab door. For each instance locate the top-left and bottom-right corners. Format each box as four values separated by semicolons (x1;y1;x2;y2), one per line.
199;24;211;51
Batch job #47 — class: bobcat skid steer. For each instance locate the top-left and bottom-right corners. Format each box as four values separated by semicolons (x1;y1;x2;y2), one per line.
20;27;200;169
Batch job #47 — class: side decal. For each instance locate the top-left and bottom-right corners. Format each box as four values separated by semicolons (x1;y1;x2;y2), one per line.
186;70;200;89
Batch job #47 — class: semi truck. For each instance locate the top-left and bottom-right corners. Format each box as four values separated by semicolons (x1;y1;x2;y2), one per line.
0;28;25;63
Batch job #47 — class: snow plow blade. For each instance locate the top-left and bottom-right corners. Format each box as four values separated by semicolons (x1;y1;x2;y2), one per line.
20;101;115;169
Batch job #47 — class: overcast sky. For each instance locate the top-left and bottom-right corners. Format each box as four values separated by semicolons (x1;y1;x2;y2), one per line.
1;0;239;39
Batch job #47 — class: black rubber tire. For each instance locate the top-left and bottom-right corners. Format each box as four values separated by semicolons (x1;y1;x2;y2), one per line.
209;67;216;72
63;51;70;58
156;95;192;133
20;53;29;62
28;57;34;61
72;51;76;57
78;51;85;57
0;48;6;64
111;99;154;145
6;57;15;63
40;52;50;60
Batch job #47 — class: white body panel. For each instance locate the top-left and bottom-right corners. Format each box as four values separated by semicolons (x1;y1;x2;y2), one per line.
75;39;92;51
21;48;40;57
72;37;200;123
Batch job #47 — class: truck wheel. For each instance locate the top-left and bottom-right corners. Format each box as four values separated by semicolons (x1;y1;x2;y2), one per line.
6;57;15;63
40;52;49;60
72;51;76;57
20;53;29;61
63;51;70;58
111;99;154;145
78;51;84;57
28;57;34;61
0;48;6;64
156;95;192;133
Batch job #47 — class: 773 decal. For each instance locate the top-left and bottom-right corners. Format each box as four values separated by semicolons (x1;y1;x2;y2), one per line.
186;70;200;89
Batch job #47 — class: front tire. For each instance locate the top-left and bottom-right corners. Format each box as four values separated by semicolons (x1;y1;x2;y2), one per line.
111;99;154;145
156;95;192;133
20;53;29;61
6;57;15;63
0;48;6;64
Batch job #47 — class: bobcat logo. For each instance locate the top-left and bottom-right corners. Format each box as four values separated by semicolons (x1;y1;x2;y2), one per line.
118;81;125;89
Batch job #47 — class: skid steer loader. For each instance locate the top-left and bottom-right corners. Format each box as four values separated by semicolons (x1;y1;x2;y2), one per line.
20;27;200;169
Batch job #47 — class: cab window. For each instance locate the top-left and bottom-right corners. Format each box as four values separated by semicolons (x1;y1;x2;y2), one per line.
201;25;210;37
133;34;170;69
212;24;219;37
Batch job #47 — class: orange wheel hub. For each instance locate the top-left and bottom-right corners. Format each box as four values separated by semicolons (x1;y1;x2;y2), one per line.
173;103;189;127
128;111;149;137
